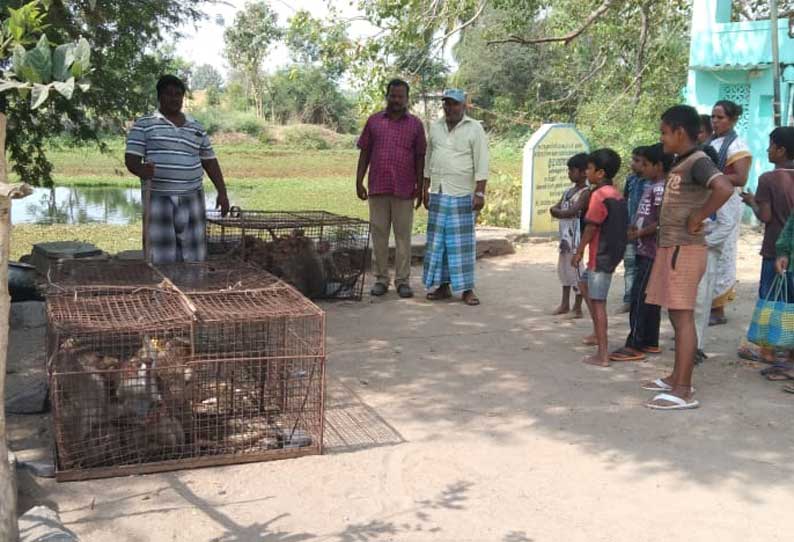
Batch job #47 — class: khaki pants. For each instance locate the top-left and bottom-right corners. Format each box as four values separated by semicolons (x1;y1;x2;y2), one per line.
369;195;414;287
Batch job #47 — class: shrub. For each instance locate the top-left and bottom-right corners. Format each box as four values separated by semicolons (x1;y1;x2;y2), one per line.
478;172;522;229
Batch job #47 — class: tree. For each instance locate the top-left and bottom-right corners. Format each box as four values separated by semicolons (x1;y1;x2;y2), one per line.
0;3;92;537
224;1;281;119
0;0;209;186
269;65;355;132
192;63;224;91
286;10;352;80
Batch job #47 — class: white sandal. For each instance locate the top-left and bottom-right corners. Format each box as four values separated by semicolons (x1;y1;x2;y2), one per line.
645;393;700;410
641;378;672;392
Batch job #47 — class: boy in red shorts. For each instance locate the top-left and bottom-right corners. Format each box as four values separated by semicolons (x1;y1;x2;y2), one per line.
643;105;733;410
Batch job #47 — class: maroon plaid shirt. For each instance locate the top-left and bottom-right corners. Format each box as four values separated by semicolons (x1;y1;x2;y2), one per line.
357;111;427;199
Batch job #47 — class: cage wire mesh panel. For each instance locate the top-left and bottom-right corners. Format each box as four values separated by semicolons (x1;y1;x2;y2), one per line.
48;260;164;291
157;261;280;292
187;285;325;459
206;209;370;300
47;276;326;481
47;287;196;478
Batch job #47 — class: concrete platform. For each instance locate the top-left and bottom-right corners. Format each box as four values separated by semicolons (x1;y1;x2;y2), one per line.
387;226;532;264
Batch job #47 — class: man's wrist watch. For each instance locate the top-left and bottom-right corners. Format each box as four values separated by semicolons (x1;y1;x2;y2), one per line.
475;191;486;198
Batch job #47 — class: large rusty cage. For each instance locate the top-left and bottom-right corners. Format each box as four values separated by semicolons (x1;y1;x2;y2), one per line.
205;210;370;300
46;261;326;481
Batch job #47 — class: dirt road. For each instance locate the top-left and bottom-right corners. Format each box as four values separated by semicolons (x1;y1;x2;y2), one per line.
8;229;792;542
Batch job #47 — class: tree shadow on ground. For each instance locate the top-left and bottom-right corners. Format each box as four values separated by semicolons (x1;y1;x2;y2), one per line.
322;247;794;503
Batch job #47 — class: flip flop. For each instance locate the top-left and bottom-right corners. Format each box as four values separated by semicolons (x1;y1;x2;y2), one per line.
641;378;672;392
426;285;452;301
642;346;662;354
609;347;646;362
766;369;794;381
760;362;794;376
645;393;700;410
462;290;480;306
783;384;794;394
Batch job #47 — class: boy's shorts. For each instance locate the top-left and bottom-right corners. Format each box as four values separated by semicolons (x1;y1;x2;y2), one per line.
646;245;707;310
584;269;613;301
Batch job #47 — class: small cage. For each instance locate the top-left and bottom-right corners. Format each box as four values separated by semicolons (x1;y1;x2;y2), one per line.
47;287;196;479
206;209;370;300
47;276;326;481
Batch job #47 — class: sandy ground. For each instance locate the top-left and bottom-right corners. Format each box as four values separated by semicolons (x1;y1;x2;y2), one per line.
8;227;794;542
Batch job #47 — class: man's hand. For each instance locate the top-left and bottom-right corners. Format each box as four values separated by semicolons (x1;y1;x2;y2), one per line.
627;226;639;241
356;182;368;201
571;252;583;269
550;207;559;218
216;191;230;217
472;194;485;212
686;212;705;236
740;190;755;206
414;183;423;210
777;256;789;274
140;161;155;180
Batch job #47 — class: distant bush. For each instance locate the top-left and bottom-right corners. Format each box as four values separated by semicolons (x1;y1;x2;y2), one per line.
191;109;268;138
478;172;522;229
278;124;355;150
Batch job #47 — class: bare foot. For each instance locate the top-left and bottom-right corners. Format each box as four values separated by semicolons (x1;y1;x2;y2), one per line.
570;310;584;319
552;305;570;316
582;354;610;367
582;334;597;346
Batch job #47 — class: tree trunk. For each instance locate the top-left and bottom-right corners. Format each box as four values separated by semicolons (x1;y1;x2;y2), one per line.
0;112;32;542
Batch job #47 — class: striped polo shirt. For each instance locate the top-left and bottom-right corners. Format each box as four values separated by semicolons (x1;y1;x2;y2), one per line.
125;111;216;194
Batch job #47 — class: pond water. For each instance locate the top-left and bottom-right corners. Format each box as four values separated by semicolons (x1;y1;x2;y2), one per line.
12;185;223;225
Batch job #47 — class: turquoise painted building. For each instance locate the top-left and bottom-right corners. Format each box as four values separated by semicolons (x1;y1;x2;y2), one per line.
686;0;794;191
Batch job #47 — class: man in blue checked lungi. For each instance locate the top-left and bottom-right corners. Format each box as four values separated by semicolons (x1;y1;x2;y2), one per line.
422;88;489;306
124;74;230;264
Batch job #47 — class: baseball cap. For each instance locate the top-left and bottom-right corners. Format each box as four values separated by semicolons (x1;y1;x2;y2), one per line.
441;88;466;103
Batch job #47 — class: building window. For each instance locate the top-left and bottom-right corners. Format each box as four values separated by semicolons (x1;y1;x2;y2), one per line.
718;83;751;133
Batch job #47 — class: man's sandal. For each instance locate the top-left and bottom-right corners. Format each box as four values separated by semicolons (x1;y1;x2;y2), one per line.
462;290;480;306
426;285;452;301
645;393;700;410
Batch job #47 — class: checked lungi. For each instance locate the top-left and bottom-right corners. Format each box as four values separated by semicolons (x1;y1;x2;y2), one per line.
422;193;476;292
144;188;207;264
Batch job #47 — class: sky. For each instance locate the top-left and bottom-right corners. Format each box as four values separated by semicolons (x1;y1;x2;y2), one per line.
174;0;375;78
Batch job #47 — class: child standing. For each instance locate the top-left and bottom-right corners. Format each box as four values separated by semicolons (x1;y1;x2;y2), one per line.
643;105;733;410
610;144;670;362
741;126;794;369
550;153;590;318
619;148;650;314
571;149;628;367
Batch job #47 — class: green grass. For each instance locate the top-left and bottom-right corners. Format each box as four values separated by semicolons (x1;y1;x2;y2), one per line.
10;136;521;258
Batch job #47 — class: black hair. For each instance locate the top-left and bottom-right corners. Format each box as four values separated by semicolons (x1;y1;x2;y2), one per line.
386;78;410;96
714;100;743;120
661;105;700;141
567;152;589;171
770;126;794;160
157;74;186;97
639;143;674;173
587;148;621;180
631;146;647;157
699;114;713;134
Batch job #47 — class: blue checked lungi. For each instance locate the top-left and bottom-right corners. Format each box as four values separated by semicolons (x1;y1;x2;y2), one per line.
145;188;207;264
422;193;476;292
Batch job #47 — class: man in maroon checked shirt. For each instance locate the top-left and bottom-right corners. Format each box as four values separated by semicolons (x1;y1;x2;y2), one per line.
356;79;427;298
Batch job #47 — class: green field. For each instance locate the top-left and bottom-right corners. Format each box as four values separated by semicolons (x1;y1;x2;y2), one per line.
11;138;521;260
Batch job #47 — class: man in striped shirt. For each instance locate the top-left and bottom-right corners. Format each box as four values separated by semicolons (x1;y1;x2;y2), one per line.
125;74;229;263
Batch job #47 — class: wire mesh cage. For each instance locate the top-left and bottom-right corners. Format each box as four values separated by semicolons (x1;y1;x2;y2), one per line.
48;260;164;291
47;276;326;481
206;209;370;300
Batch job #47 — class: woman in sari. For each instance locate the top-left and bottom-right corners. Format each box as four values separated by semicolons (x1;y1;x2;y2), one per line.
708;100;753;326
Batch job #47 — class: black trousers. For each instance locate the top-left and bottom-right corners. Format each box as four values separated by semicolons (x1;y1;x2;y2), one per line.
626;254;661;349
